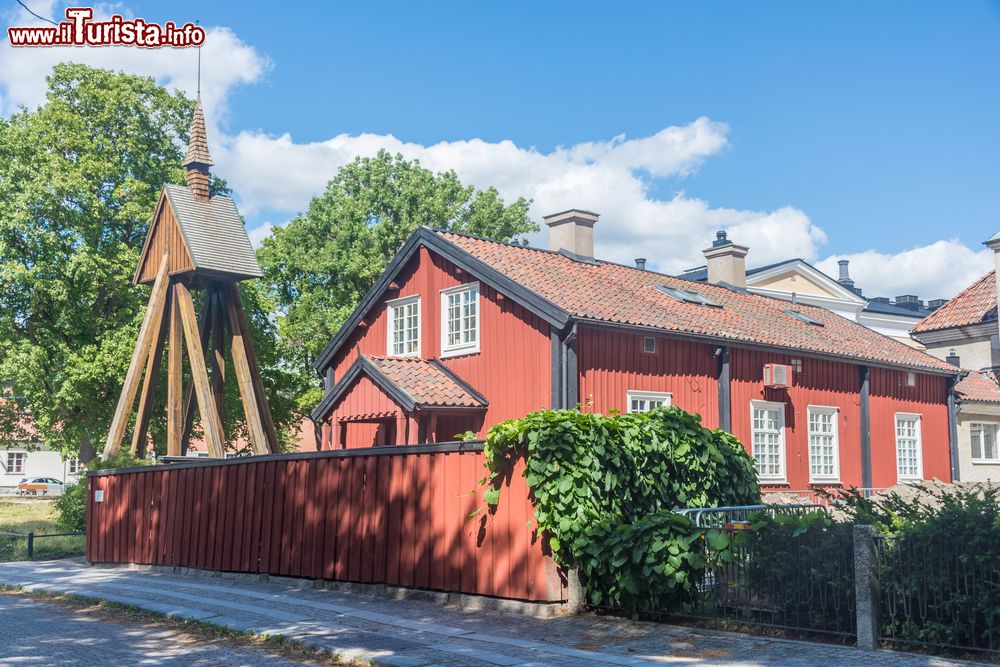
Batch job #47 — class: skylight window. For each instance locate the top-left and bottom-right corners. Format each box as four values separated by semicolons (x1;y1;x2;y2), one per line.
656;286;722;308
784;308;825;326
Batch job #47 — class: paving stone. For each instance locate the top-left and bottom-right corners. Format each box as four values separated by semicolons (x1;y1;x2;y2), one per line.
0;559;984;667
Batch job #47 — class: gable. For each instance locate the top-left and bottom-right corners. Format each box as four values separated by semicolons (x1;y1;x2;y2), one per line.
751;270;843;300
134;191;195;284
746;260;866;306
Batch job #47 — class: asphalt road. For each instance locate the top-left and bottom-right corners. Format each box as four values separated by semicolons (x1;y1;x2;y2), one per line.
0;593;318;666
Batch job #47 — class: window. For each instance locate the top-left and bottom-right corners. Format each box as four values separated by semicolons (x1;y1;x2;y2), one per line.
387;295;420;357
5;452;25;474
751;401;786;481
656;285;722;308
441;283;479;357
971;423;1000;462
783;309;825;326
807;406;839;482
642;337;656;354
627;391;672;413
895;413;923;480
67;459;79;475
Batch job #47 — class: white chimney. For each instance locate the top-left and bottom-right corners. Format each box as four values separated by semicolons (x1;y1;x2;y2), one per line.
702;231;748;288
984;231;1000;340
544;209;599;259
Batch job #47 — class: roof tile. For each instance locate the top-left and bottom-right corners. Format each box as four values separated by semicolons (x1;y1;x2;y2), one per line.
366;355;486;408
436;230;956;374
912;271;996;334
955;370;1000;404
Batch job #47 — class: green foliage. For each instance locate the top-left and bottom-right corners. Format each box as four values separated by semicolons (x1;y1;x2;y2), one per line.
843;485;1000;650
257;150;538;401
742;511;856;633
0;64;301;459
53;450;151;532
482;406;759;612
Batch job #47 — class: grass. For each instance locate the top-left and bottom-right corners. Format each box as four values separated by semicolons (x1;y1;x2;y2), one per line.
0;498;85;562
0;586;365;665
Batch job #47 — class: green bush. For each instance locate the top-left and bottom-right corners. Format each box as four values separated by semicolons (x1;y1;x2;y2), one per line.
53;451;151;532
742;510;855;633
843;485;1000;650
482;406;758;612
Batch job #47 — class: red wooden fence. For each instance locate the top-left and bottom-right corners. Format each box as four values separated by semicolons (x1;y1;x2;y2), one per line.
86;443;565;603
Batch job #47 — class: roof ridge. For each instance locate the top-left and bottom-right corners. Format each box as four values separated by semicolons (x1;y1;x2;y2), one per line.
913;270;996;333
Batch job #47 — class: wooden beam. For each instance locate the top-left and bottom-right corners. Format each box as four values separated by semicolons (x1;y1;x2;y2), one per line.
130;288;169;456
222;286;270;455
166;285;183;456
210;289;226;423
226;283;279;452
175;282;226;458
180;293;214;455
101;253;170;461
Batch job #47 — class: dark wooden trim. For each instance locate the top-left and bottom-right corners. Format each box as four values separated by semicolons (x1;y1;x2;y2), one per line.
717;346;731;433
561;324;579;409
313;228;571;373
93;440;488;476
859;365;872;489
550;329;561;409
948;375;961;482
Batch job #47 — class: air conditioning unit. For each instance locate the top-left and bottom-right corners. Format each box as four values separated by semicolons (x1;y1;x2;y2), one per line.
763;363;793;388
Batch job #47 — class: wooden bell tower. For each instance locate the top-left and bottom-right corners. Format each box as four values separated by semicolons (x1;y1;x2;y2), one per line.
101;97;277;461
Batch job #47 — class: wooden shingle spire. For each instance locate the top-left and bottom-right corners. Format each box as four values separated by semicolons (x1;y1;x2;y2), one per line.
182;96;213;201
102;95;277;462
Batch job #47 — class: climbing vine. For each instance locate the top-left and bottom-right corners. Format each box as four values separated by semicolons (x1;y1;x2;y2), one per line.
483;406;759;611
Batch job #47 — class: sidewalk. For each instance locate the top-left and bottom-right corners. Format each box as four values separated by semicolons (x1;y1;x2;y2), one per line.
0;559;975;666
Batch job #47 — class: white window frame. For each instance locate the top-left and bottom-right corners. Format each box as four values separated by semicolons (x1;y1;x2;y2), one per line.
626;390;672;413
66;459;79;475
386;295;421;357
5;451;26;475
806;405;840;483
894;412;923;481
970;422;1000;463
440;283;480;358
750;400;787;483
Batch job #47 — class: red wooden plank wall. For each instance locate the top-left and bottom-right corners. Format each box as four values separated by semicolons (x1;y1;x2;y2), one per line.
86;449;563;603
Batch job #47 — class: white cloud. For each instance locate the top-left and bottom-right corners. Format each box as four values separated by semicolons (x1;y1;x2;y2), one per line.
816;241;994;301
0;1;269;117
217;118;826;273
2;3;986;299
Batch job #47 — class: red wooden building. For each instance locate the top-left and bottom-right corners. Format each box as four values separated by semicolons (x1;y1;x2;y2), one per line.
312;211;960;491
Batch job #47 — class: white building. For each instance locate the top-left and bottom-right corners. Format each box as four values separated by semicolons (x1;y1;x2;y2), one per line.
679;231;946;347
1;445;80;494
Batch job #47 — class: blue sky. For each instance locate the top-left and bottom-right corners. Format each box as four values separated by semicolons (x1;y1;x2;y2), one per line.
2;1;999;298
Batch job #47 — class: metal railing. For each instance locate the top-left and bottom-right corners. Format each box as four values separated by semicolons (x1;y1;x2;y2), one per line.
875;533;1000;656
0;530;84;559
675;503;827;527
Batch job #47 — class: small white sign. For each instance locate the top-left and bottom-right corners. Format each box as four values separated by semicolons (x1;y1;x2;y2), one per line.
94;490;104;503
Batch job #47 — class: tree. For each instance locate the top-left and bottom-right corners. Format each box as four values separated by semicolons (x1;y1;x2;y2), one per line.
258;150;537;409
0;64;299;460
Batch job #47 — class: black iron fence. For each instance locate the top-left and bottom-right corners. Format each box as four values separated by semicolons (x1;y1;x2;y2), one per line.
0;530;84;559
876;533;1000;656
676;507;856;638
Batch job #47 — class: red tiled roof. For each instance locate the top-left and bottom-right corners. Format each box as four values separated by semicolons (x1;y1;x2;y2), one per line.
912;271;997;334
366;355;486;408
955;370;1000;404
436;231;957;374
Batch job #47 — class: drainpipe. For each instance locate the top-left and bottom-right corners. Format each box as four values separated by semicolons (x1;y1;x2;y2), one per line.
561;323;579;410
859;366;873;490
948;375;961;482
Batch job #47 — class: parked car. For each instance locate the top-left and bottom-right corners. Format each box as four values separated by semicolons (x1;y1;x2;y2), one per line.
16;477;66;496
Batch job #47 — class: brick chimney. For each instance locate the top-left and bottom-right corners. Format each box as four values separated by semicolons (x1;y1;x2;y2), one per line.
182;96;213;202
544;209;599;259
702;231;748;288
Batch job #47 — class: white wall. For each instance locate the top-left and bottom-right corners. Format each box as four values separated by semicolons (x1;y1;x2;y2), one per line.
956;404;1000;484
0;446;80;492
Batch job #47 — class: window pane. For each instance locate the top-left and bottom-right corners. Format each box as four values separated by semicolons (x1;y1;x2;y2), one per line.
752;406;784;478
444;286;478;351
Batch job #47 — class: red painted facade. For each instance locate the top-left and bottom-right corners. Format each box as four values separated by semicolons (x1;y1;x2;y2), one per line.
86;450;565;603
323;247;552;448
318;242;953;487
